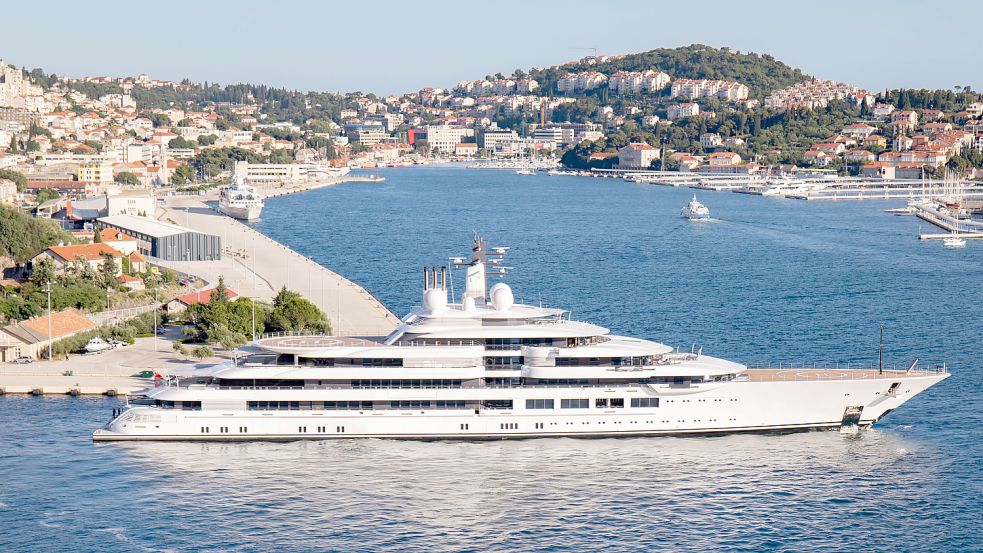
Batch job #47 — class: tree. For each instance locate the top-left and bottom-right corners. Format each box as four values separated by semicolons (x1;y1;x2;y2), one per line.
114;171;140;185
171;164;196;184
191;346;214;359
98;252;118;288
34;188;59;203
197;134;218;146
93;228;103;243
266;286;330;333
0;169;27;192
172;341;189;357
30;257;55;286
168;136;197;149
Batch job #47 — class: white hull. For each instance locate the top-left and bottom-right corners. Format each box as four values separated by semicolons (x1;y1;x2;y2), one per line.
93;372;946;441
219;203;263;221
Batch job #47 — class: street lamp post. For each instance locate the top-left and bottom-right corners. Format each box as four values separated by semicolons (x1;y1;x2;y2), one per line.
45;281;52;361
153;279;159;352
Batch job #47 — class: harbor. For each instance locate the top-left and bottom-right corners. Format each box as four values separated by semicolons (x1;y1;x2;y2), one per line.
156;194;399;335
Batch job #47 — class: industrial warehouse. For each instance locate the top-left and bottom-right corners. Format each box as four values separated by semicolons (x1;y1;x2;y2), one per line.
96;214;222;261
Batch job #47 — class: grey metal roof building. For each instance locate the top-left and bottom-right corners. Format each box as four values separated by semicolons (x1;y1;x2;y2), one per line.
97;214;222;261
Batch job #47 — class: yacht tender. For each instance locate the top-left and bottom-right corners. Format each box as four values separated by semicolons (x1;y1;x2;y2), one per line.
94;234;949;441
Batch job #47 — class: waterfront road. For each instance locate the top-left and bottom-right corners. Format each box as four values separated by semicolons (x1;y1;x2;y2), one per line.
156;197;398;336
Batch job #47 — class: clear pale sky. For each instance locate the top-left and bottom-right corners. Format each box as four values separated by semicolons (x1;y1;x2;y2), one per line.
2;0;978;95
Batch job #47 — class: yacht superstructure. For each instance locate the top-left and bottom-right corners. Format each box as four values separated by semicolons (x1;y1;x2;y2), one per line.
218;174;264;221
94;234;948;441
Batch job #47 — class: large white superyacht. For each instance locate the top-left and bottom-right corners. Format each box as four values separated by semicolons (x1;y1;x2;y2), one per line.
94;234;948;441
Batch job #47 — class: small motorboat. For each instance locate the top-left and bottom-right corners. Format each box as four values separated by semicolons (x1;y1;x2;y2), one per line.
84;337;113;353
515;170;535;176
681;195;710;220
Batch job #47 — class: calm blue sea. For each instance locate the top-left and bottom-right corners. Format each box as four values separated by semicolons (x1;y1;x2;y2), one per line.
1;167;980;552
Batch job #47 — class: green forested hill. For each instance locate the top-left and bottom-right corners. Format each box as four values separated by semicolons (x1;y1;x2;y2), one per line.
531;44;809;99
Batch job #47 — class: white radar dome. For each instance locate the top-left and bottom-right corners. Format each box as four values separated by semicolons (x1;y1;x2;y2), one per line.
462;296;476;312
423;288;448;313
490;283;514;311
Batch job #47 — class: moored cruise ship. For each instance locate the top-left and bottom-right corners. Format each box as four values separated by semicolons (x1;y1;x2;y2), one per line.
94;234;948;441
218;174;264;221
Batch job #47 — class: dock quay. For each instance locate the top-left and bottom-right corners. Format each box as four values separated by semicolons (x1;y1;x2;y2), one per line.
157;197;399;335
0;331;214;396
910;202;983;239
257;175;385;199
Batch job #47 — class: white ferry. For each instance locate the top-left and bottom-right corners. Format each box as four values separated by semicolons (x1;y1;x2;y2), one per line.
218;174;264;221
93;234;948;441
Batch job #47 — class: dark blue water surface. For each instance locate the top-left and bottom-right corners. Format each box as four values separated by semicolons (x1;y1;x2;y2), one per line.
2;167;980;552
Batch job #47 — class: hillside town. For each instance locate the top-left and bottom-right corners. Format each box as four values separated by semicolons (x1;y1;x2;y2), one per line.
1;47;981;214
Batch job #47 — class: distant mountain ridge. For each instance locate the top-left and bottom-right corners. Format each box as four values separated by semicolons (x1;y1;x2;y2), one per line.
530;44;810;99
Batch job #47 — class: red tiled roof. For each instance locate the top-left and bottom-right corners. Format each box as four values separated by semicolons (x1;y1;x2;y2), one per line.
174;287;238;306
99;228;135;242
47;243;123;261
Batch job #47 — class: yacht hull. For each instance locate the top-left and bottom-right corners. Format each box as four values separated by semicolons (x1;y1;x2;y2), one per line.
93;371;946;442
219;203;263;221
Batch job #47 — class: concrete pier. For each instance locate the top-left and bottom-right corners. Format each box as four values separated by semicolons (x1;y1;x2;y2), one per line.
0;331;221;396
156;196;398;335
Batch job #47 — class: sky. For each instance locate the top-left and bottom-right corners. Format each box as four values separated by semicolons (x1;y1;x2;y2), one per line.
2;0;979;96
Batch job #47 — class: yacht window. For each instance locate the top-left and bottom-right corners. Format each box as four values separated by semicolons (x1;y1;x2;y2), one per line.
595;398;609;408
481;400;513;410
631;398;659;408
610;398;625;408
323;401;373;410
434;400;467;409
560;399;589;409
390;401;432;409
525;399;554;409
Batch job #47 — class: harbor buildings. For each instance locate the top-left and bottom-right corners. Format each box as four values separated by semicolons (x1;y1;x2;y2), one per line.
97;214;221;261
616;143;660;169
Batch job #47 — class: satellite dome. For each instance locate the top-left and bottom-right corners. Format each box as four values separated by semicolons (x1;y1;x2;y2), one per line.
490;283;514;311
462;296;476;312
423;288;448;313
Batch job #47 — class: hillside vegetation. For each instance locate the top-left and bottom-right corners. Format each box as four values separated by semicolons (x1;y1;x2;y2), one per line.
531;44;809;99
0;205;71;264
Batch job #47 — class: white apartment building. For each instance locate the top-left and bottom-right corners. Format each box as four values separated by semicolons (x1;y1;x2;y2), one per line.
608;71;670;95
667;103;700;120
700;133;722;148
671;79;748;101
557;72;607;94
233;161;311;186
616;143;660;169
426;125;474;153
480;130;519;151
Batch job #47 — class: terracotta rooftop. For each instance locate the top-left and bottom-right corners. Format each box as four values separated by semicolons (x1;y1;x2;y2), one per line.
46;243;124;262
174;287;238;306
2;309;96;344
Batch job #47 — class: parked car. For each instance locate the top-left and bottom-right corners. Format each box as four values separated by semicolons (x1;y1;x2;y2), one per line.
13;356;33;364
